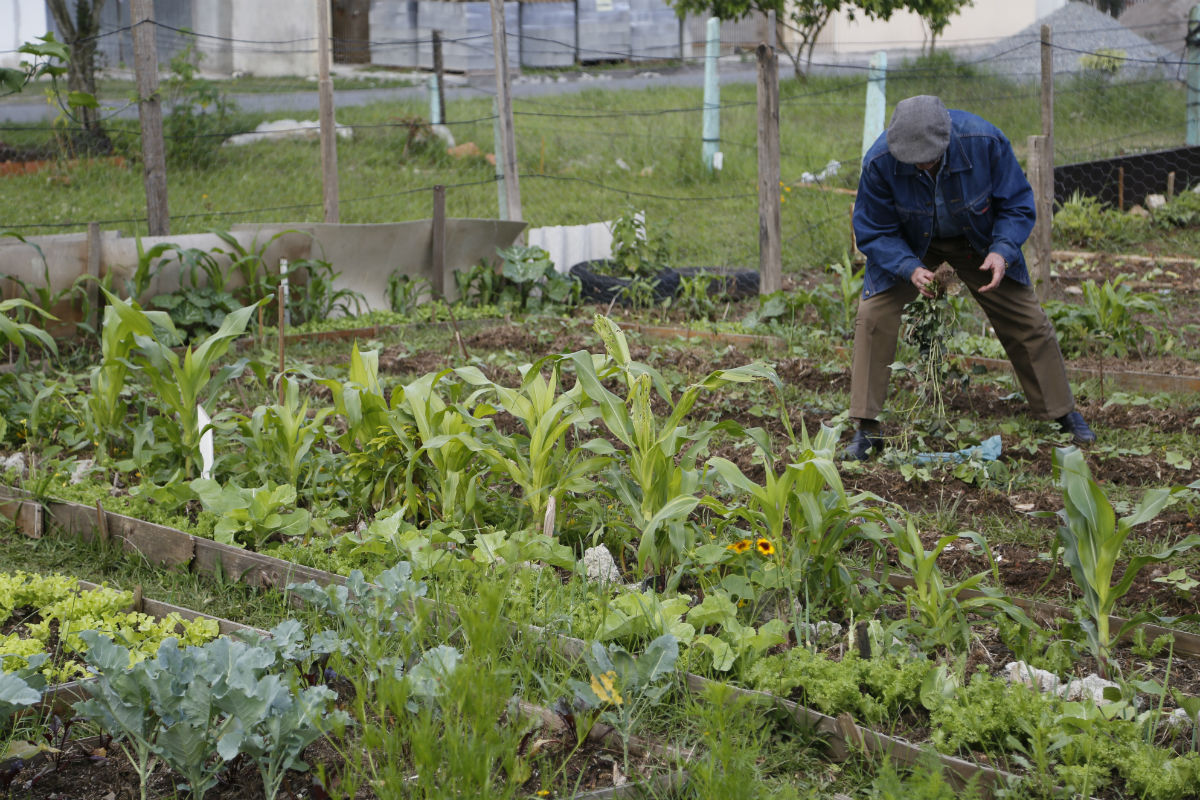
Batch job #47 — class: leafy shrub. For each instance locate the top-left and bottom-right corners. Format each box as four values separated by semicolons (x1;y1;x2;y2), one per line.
162;41;238;168
604;207;671;280
1044;274;1163;357
1052;192;1148;249
1151;188;1200;229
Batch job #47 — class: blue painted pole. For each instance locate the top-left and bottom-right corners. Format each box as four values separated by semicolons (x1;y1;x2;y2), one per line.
429;75;443;125
702;17;721;172
862;50;887;161
1189;5;1200;146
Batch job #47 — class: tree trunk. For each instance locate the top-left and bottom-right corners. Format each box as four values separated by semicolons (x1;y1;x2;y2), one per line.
47;0;111;153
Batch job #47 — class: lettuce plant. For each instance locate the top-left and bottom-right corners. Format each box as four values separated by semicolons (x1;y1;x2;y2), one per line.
189;478;311;550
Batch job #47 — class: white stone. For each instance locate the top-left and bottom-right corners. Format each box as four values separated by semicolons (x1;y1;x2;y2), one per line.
69;459;95;485
581;545;621;584
1060;673;1120;704
1164;707;1195;731
800;620;843;643
0;452;26;477
431;124;456;149
223;119;354;147
1147;193;1167;210
1003;661;1061;694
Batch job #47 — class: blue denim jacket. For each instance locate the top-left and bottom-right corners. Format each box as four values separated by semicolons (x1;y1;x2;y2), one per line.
852;109;1036;299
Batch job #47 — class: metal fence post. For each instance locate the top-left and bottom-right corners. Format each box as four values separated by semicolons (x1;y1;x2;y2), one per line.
702;17;721;172
861;50;886;162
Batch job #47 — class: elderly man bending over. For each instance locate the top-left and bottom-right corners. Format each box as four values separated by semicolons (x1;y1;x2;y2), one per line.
845;94;1095;460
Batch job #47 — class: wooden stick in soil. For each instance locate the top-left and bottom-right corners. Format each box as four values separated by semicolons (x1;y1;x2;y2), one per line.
1118;166;1125;211
277;285;286;406
95;500;109;544
432;183;470;361
1168;170;1176;200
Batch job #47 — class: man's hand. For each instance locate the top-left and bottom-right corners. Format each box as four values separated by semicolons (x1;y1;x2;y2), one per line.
910;266;938;299
979;252;1007;293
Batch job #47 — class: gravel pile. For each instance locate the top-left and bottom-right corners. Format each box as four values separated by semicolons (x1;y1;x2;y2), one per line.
972;1;1177;83
1119;0;1193;64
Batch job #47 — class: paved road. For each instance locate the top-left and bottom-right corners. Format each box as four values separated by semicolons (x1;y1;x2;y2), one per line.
0;59;784;124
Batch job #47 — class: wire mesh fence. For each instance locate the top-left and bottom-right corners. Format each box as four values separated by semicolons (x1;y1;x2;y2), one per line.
1;8;1196;275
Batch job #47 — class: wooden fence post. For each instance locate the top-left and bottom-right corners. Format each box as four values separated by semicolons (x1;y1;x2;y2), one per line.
433;30;447;124
756;43;781;295
86;222;101;329
491;0;522;223
432;185;446;298
1027;135;1052;298
318;0;340;223
131;0;169;236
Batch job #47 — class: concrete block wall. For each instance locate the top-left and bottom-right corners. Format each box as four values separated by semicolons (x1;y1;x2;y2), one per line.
577;0;632;62
629;0;681;62
370;0;681;71
517;2;575;68
416;1;520;72
371;0;422;67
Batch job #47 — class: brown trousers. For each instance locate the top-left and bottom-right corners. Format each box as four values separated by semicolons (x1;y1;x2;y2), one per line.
849;237;1074;422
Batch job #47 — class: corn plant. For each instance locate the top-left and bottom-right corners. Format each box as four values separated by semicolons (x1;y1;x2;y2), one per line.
234;376;330;487
568;315;778;577
0;298;56;359
821;253;864;336
455;354;615;527
126;297;264;477
391;370;489;526
705;424;885;613
1052;446;1198;675
318;343;390;452
889;520;1029;653
86;290;175;464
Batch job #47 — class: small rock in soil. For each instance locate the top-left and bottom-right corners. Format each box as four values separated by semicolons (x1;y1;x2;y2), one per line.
1004;660;1061;694
70;458;95;484
582;545;621;584
1;452;25;477
1060;673;1120;704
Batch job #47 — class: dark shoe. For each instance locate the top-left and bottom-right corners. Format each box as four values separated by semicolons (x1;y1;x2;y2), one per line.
844;429;884;461
1057;411;1096;446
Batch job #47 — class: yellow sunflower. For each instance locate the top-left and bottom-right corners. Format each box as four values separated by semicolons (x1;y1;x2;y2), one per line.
755;538;775;556
727;539;753;554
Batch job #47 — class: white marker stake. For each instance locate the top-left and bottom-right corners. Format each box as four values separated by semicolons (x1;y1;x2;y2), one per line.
197;404;214;480
280;258;291;328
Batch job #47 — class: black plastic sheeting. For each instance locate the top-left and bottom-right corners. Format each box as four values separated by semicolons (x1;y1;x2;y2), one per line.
569;261;760;305
1054;145;1200;209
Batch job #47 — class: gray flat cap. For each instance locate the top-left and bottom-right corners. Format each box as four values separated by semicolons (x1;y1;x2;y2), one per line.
886;95;951;164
